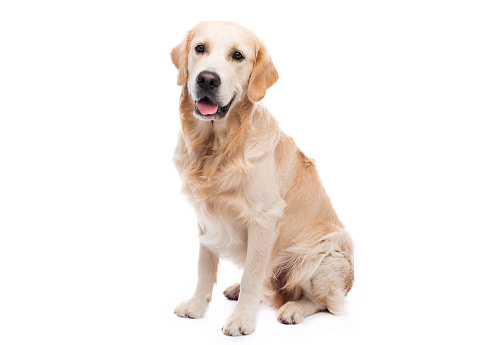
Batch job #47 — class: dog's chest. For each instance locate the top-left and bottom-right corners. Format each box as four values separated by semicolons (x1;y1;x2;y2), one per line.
191;193;249;264
174;130;282;263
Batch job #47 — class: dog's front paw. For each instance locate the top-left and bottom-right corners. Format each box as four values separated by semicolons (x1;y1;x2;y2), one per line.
174;298;208;319
222;313;255;336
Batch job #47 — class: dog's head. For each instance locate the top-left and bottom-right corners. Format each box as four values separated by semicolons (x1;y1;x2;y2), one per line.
171;21;278;121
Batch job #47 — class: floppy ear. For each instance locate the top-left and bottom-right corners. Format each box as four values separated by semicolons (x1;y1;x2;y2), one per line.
171;30;193;86
247;42;279;102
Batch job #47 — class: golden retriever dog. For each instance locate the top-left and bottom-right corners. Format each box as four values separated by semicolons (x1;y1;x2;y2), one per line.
171;21;354;336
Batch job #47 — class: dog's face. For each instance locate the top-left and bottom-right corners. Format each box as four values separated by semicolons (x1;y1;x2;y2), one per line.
171;21;279;121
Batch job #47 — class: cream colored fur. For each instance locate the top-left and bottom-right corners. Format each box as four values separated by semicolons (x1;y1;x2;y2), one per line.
172;21;354;336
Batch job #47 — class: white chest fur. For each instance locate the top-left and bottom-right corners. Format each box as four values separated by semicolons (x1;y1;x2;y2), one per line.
193;198;249;265
175;129;286;266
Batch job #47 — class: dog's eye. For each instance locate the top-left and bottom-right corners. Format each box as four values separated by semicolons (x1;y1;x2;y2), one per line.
232;51;244;61
195;45;205;53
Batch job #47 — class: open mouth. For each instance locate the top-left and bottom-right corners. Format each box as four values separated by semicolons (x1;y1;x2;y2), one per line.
195;96;233;120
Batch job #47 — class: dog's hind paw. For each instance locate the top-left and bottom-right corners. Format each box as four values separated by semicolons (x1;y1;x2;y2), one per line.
223;283;240;300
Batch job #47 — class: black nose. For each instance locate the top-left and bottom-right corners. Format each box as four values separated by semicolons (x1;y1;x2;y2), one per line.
196;70;221;90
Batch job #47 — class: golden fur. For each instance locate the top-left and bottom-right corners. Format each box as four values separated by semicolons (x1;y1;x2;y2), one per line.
172;21;354;336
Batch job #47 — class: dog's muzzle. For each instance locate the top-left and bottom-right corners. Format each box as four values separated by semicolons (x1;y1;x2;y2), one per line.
193;70;234;120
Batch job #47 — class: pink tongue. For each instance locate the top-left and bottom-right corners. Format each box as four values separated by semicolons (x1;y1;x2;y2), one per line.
197;98;218;115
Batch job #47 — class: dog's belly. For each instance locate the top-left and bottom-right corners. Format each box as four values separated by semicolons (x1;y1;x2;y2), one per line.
194;202;248;266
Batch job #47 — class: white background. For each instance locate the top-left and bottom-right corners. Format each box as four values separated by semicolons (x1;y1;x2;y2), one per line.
1;0;499;344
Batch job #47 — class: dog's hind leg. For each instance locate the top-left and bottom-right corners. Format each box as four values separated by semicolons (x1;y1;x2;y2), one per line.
309;228;354;316
276;250;353;324
309;251;354;316
275;228;354;324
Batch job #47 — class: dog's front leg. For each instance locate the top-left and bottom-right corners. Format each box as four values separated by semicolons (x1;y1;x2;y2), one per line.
222;224;275;336
174;242;219;319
